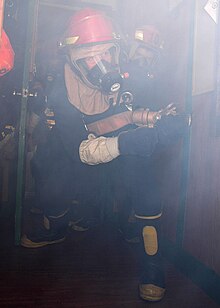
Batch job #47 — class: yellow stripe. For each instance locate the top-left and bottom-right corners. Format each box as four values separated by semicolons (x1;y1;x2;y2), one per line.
143;226;158;255
64;36;79;46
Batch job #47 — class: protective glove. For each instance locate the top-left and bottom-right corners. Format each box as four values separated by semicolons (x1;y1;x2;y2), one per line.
118;114;191;156
155;114;191;146
118;126;159;157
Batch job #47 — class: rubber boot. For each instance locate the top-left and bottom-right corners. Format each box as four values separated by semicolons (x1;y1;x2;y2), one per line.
118;216;140;243
137;215;165;302
21;210;69;248
117;204;140;243
69;201;101;232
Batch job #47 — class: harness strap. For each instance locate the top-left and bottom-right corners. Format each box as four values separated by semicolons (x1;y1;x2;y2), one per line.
86;104;176;137
86;107;160;136
87;111;133;136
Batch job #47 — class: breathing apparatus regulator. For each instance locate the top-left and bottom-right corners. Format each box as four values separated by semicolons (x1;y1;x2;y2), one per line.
85;56;123;94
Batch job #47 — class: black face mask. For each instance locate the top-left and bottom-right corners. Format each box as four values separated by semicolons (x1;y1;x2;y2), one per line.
86;60;123;94
133;57;149;68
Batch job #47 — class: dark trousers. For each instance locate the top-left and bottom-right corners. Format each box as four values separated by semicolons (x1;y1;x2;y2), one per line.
31;132;162;218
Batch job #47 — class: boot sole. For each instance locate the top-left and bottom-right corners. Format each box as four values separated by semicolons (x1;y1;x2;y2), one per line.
21;234;66;248
139;284;165;302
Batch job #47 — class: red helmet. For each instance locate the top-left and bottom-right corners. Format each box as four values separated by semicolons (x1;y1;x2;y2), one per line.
0;29;15;77
60;8;119;48
134;25;163;51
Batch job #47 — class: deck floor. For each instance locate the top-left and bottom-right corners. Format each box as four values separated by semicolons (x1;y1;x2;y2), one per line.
0;214;219;308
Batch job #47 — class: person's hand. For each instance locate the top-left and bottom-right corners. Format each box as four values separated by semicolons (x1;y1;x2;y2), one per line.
118;114;191;156
118;126;158;156
156;114;191;145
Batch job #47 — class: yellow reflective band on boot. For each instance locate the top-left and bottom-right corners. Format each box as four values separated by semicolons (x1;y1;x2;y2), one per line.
142;226;158;255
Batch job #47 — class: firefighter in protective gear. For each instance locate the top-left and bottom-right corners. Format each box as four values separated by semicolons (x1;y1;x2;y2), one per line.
124;25;168;301
115;24;165;246
129;25;164;78
21;8;190;302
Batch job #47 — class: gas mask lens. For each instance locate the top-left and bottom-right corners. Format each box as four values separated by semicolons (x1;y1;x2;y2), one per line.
77;47;123;94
